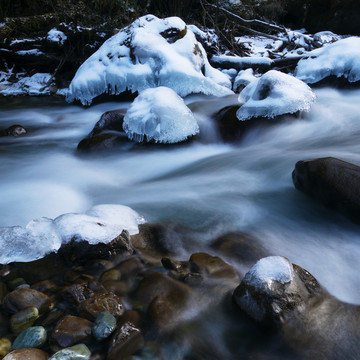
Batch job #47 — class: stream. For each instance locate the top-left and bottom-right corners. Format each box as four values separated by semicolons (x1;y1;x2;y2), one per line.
1;87;360;305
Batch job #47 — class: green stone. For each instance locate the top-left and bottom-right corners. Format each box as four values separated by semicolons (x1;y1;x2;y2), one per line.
12;326;47;350
48;344;91;360
10;306;39;334
92;311;117;341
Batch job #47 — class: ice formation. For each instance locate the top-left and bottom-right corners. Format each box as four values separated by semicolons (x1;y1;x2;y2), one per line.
296;37;360;84
0;204;144;264
67;15;232;105
233;68;257;92
123;87;199;143
236;70;316;120
244;256;294;292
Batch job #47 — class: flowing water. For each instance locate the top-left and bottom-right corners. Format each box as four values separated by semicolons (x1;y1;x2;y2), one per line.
1;87;360;305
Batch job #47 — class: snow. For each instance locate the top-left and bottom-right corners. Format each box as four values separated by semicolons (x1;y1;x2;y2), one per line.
233;68;257;92
16;49;45;56
123;87;199;143
0;204;144;264
0;73;52;96
244;256;294;292
296;37;360;84
212;55;273;68
236;70;316;120
67;15;232;105
47;28;67;45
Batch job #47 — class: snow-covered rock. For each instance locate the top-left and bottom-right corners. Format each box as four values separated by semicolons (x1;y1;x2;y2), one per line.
47;28;67;45
123;87;199;143
236;70;316;120
67;15;232;105
296;37;360;84
0;204;144;264
233;68;257;92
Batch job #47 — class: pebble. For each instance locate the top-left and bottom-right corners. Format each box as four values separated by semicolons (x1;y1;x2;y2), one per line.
48;344;91;360
12;326;47;350
3;348;49;360
0;338;11;358
10;306;39;334
92;311;117;341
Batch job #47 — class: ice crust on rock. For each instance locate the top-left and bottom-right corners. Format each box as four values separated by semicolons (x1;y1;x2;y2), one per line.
0;204;144;264
236;70;316;120
67;15;232;105
296;37;360;84
123;87;199;143
244;256;294;292
233;68;257;92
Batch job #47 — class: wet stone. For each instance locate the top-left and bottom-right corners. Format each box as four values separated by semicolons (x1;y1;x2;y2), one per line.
0;282;8;305
3;348;49;360
49;344;91;360
10;306;39;334
92;311;117;341
3;288;54;314
0;338;11;358
12;326;47;350
102;280;130;297
107;322;144;360
50;315;93;350
7;279;26;291
61;284;94;305
78;292;124;320
100;269;121;283
31;280;60;295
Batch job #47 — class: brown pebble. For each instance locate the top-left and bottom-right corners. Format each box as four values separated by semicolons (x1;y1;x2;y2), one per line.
3;348;49;360
50;315;93;350
3;288;53;314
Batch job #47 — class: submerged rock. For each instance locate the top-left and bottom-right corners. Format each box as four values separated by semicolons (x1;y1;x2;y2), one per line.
3;348;49;360
92;311;117;341
292;157;360;223
12;326;47;350
48;344;91;360
0;125;26;137
10;306;39;334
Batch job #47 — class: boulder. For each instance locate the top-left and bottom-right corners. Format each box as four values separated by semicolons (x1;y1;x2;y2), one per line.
233;256;360;359
292;157;360;223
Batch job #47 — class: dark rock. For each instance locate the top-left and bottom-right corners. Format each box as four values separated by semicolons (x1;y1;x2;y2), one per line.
213;105;288;143
3;288;54;314
31;280;60;295
57;230;133;264
3;348;49;360
0;125;26;137
292;157;360;223
211;231;269;266
77;292;124;320
7;278;27;291
102;280;130;297
0;281;8;305
60;284;94;306
134;272;192;312
50;315;93;350
161;257;189;273
12;326;47;350
117;311;142;330
100;269;121;283
0;313;9;338
147;295;177;330
10;306;39;334
115;257;145;280
107;322;144;360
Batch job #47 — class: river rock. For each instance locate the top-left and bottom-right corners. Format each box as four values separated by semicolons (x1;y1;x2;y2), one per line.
92;311;117;341
0;282;8;305
0;338;11;358
12;326;47;350
116;257;145;280
134;272;192;312
0;314;9;338
292;157;360;223
7;278;27;291
233;256;360;358
50;315;93;350
77;292;124;320
3;348;49;360
107;322;144;360
211;231;269;266
61;284;94;305
0;125;26;137
48;344;91;360
57;230;133;264
147;295;177;330
3;288;54;314
100;269;121;283
10;306;39;334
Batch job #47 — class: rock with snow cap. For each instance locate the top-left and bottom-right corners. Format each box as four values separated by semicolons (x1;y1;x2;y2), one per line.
67;15;232;105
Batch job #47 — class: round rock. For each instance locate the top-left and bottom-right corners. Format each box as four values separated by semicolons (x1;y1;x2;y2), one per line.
12;326;47;350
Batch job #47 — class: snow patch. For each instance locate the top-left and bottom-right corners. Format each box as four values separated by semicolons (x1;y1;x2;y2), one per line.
244;256;294;292
0;204;144;264
47;28;67;45
233;68;257;92
236;70;316;120
296;37;360;84
123;87;199;143
67;15;232;105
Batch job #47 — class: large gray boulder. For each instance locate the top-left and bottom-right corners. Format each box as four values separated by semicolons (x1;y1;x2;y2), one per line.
233;256;360;359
